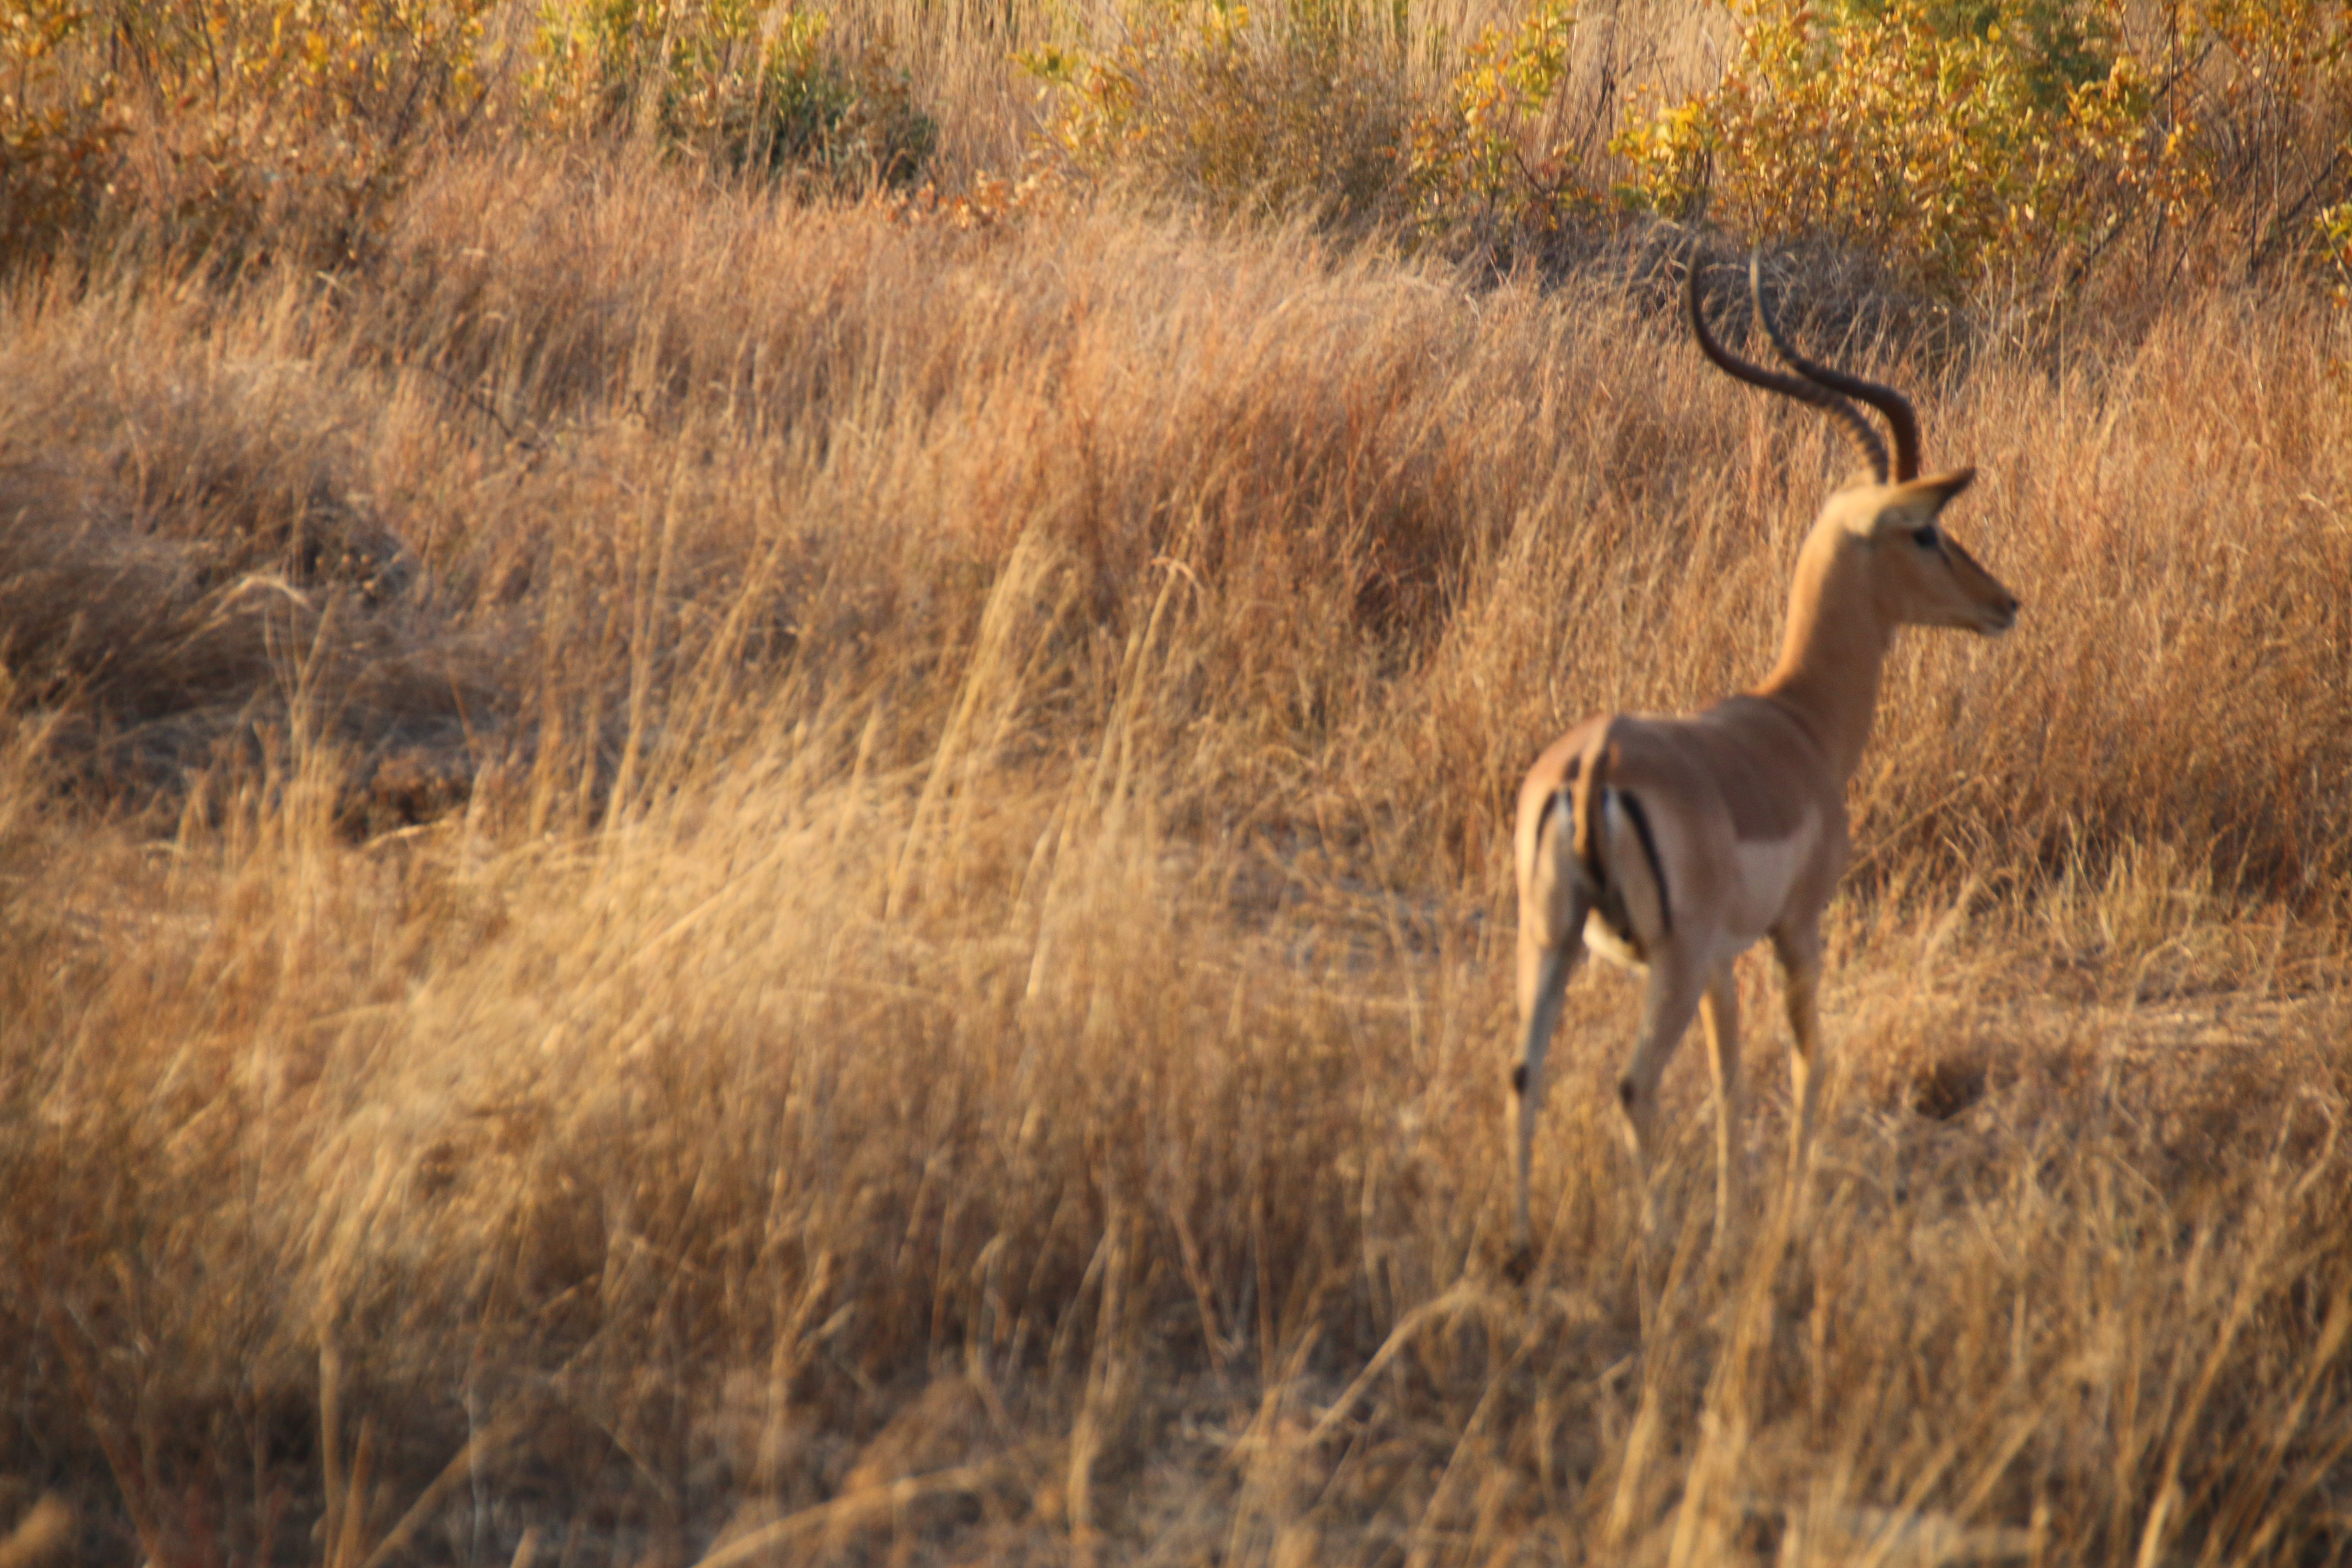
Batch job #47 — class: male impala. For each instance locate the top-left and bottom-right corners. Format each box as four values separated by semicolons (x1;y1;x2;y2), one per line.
1505;255;2019;1273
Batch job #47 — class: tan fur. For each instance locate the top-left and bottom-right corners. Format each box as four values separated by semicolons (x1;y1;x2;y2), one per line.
1505;313;2021;1280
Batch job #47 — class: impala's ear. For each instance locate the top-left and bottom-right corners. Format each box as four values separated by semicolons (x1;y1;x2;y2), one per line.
1867;467;1975;536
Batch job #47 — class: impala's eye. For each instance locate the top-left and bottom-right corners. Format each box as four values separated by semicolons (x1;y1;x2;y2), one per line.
1911;524;1940;549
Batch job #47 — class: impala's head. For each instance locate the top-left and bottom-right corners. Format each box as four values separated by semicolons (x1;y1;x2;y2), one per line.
1835;468;2019;635
1688;254;2021;640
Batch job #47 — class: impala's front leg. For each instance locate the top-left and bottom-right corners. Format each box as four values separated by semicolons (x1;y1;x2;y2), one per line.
1773;926;1827;1210
1699;964;1744;1256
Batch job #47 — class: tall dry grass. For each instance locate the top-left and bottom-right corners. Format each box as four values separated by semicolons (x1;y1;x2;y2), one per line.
2;150;2349;1565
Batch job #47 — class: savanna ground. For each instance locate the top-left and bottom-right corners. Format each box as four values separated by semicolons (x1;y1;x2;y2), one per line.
3;0;2351;1563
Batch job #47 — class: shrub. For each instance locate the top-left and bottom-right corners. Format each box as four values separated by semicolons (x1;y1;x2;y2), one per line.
1611;0;2190;289
1402;0;1596;256
2323;186;2352;300
0;0;495;272
531;0;937;189
1023;0;1414;229
1609;0;2350;293
0;2;123;264
2179;0;2352;280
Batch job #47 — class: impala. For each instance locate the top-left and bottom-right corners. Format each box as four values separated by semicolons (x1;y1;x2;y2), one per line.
1504;254;2020;1275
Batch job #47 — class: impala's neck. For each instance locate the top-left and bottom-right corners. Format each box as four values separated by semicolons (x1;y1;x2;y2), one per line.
1751;531;1894;786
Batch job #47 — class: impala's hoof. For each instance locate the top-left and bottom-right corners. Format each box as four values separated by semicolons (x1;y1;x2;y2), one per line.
1503;1243;1535;1286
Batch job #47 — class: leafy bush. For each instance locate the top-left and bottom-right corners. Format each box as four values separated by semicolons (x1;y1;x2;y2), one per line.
2178;0;2352;279
1402;0;1594;254
1609;0;2350;291
532;0;937;189
0;0;939;279
0;0;495;272
0;2;123;260
1611;0;2185;288
2323;186;2352;300
1023;0;1413;229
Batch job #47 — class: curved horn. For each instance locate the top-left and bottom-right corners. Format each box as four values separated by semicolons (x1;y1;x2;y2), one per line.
1747;251;1922;481
1686;260;1890;485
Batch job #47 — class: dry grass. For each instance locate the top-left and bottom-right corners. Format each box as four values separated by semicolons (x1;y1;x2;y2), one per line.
2;149;2350;1567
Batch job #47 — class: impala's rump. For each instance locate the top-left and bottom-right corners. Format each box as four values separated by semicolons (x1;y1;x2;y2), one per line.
1573;722;1674;960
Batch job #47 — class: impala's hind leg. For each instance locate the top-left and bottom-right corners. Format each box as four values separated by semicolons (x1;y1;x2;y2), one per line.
1507;787;1593;1281
1507;915;1587;1280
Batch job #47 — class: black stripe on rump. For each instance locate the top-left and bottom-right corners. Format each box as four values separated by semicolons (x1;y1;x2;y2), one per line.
1619;790;1674;936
